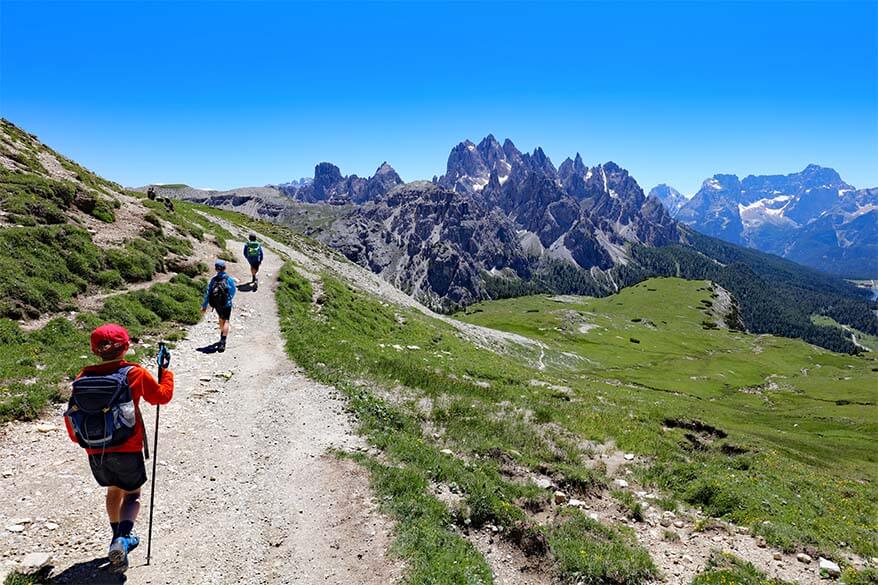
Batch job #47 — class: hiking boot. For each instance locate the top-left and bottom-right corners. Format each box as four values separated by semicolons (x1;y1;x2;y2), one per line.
217;341;226;353
108;534;139;573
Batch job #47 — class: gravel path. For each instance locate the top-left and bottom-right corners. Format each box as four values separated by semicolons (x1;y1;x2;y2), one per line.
0;244;402;584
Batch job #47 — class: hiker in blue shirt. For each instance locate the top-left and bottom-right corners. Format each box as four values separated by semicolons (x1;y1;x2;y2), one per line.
200;259;237;352
243;234;264;290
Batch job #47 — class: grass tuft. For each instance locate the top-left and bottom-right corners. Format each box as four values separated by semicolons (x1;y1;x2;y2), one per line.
691;551;794;585
548;509;656;585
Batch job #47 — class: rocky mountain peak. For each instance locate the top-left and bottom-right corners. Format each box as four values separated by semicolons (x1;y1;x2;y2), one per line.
797;163;844;186
364;162;404;201
648;184;687;218
531;146;551;167
476;134;507;170
650;184;678;196
314;162;342;180
599;162;646;202
703;174;741;192
440;135;531;194
559;158;575;180
374;161;396;176
520;147;557;178
478;134;501;150
557;153;588;194
321;181;529;310
313;162;344;197
601;161;621;173
502;138;522;160
439;140;491;193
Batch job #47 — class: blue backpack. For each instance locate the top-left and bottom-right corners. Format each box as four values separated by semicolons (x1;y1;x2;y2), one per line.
65;366;138;449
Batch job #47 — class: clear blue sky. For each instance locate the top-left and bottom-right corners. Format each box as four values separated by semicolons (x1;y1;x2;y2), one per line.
1;1;876;195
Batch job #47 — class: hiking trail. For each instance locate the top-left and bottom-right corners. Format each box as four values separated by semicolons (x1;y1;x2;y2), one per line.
0;243;402;584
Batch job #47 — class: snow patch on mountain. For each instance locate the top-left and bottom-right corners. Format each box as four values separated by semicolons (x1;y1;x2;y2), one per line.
706;178;723;190
472;177;490;192
738;195;798;229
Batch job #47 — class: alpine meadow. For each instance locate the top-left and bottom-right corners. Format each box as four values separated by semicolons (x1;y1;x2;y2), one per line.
1;2;877;585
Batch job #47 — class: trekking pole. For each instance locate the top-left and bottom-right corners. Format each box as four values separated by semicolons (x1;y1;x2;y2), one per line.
146;342;171;565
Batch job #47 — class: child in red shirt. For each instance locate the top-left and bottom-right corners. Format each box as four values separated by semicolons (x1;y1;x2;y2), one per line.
65;324;174;573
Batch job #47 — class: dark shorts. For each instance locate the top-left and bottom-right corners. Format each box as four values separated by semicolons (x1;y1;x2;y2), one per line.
88;452;147;491
248;260;261;271
216;305;232;320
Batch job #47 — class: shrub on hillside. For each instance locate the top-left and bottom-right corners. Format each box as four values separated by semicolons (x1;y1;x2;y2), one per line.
0;225;102;318
95;269;125;289
0;172;76;225
104;245;157;283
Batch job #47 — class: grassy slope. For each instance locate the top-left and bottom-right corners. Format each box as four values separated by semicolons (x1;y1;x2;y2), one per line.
0;121;241;420
0;194;235;420
0;120;223;320
691;552;795;585
211;208;875;583
0;195;237;420
459;279;877;556
275;265;656;584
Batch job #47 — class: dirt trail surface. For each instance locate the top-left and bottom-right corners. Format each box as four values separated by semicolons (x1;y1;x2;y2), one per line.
0;244;402;584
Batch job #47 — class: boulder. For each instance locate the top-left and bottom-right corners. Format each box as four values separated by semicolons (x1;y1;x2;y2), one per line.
534;478;554;490
20;552;52;570
818;558;841;577
797;553;812;564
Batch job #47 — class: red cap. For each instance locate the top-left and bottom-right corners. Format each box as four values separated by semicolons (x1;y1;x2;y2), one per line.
90;323;130;358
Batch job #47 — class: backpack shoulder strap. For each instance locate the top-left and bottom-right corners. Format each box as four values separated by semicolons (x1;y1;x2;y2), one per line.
109;365;135;399
107;365;135;385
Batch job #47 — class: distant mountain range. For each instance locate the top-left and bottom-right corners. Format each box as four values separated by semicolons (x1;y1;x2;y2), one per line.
275;161;402;205
152;136;877;353
649;165;877;278
320;135;678;308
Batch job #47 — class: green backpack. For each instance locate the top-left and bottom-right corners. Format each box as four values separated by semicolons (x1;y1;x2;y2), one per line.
245;241;261;261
